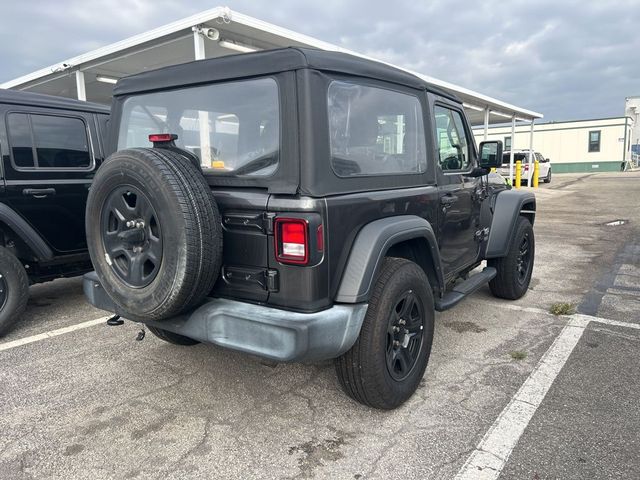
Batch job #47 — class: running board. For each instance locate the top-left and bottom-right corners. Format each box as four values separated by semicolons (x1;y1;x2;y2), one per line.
434;267;497;312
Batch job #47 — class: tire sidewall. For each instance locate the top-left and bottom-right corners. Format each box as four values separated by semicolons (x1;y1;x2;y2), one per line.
0;247;29;336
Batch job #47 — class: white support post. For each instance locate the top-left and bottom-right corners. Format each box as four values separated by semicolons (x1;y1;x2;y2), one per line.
483;108;489;141
509;115;516;185
527;120;535;187
75;70;86;101
193;27;212;168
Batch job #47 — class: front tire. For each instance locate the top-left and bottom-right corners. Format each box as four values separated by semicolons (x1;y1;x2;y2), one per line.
488;216;534;300
335;258;435;410
0;247;29;337
543;169;551;183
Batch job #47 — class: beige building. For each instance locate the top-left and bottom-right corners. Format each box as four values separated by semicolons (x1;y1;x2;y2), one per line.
473;116;635;173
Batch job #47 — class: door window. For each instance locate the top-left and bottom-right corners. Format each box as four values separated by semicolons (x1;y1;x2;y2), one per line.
7;113;92;170
434;106;471;171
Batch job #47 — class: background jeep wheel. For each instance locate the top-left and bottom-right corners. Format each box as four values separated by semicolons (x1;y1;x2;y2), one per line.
86;148;222;320
0;246;29;337
488;216;535;300
335;257;435;410
544;169;552;183
147;326;199;346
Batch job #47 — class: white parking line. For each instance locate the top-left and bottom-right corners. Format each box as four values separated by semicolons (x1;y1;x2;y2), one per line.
455;316;590;480
456;304;640;480
0;316;110;353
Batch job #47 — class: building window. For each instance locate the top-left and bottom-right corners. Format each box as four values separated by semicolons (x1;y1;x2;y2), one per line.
588;130;601;153
504;136;512;150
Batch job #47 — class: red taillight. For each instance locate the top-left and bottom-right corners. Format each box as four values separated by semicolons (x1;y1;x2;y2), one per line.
148;133;177;143
275;218;308;265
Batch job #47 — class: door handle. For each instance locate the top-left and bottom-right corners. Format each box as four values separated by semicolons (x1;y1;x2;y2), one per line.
23;188;56;198
441;194;458;206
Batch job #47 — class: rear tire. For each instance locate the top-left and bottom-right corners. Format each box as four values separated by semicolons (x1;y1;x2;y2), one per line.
0;246;29;337
488;216;534;300
147;326;199;346
86;148;222;321
335;258;435;410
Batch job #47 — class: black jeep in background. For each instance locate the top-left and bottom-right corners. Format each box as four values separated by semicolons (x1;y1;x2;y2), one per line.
0;90;109;335
83;48;535;409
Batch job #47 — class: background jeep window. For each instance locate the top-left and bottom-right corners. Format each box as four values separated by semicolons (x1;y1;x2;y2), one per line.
7;113;91;169
118;78;279;176
7;113;34;168
434;106;471;172
327;81;426;177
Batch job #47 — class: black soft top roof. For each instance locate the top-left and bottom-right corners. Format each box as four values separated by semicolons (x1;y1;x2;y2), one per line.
113;47;458;101
0;89;110;114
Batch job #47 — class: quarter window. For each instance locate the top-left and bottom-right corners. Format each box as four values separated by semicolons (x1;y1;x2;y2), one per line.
7;113;91;169
434;106;471;171
7;113;34;168
504;136;512;150
588;130;600;152
327;81;427;177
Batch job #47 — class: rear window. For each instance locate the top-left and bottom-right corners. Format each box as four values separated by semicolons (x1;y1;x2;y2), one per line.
118;78;279;176
328;81;427;177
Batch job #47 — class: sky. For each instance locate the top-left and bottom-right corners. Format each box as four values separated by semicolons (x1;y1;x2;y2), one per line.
1;0;639;122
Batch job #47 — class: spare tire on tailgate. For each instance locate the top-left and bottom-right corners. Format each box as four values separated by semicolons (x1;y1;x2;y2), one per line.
86;148;222;321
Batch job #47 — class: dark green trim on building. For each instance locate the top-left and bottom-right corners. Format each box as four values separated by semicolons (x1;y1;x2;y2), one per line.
551;161;621;173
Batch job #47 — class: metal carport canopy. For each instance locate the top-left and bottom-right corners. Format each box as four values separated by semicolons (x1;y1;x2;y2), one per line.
0;6;542;129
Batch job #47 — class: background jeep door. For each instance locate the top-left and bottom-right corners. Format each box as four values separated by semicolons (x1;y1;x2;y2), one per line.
2;109;102;253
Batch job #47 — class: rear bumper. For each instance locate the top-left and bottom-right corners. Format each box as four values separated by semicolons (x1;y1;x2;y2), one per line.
83;272;367;363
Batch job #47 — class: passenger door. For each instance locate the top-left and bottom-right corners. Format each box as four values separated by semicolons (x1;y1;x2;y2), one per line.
432;102;482;275
2;109;101;254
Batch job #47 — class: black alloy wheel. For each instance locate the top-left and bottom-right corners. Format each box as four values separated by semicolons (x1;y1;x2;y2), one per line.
386;290;425;381
101;185;163;288
516;232;532;284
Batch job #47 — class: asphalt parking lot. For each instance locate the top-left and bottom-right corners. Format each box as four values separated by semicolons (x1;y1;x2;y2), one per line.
1;172;639;480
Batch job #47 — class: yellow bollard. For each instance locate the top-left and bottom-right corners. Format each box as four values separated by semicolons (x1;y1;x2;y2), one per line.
533;161;540;188
515;160;521;189
490;167;496;173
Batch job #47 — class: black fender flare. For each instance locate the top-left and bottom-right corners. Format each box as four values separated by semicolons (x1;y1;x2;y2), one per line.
0;204;54;261
335;215;444;303
485;189;536;258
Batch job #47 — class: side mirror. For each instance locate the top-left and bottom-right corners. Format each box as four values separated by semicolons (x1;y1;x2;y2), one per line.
545;158;551;163
479;140;503;169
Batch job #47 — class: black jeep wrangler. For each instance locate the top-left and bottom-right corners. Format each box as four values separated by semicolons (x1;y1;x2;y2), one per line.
0;90;109;335
84;48;535;409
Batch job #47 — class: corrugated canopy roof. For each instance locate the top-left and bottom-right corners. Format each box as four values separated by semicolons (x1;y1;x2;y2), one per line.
1;6;542;126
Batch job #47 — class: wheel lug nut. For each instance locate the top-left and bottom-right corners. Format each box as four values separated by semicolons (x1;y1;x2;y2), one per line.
126;221;133;228
393;326;400;333
393;340;400;348
398;319;406;325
